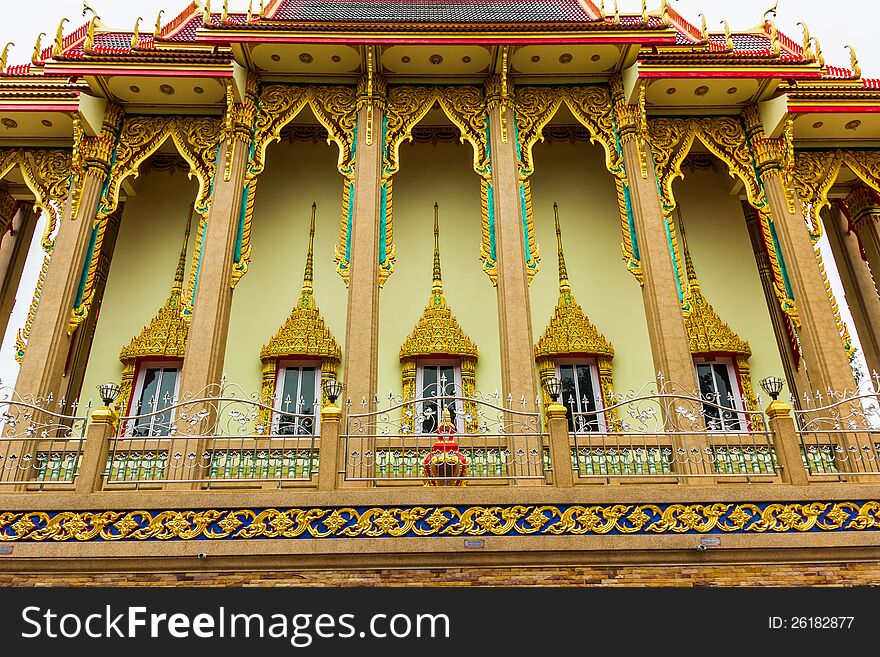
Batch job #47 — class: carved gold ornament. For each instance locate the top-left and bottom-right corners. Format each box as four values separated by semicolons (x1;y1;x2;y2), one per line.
259;203;341;407
2;502;878;541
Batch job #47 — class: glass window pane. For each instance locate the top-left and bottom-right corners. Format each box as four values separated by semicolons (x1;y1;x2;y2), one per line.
575;364;599;432
711;364;740;430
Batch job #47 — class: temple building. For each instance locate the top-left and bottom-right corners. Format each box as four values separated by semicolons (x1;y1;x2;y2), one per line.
1;0;880;586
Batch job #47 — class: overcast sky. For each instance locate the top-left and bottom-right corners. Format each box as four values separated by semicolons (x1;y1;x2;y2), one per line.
0;1;876;395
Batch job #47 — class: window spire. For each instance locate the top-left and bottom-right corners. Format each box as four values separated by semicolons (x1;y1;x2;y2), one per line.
432;202;443;295
554;202;570;294
300;202;316;307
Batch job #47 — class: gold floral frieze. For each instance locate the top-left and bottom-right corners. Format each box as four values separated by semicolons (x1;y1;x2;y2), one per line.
1;502;878;541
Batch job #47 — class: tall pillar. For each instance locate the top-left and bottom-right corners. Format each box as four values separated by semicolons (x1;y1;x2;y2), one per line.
823;204;880;379
486;81;538;402
618;143;699;392
761;175;856;395
0;201;38;342
844;186;880;294
177;140;248;397
14;172;106;400
745;107;857;395
60;206;123;407
742;202;810;403
341;101;383;407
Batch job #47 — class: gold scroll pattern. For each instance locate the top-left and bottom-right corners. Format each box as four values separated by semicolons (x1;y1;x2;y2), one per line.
383;85;492;284
247;84;358;286
1;502;877;541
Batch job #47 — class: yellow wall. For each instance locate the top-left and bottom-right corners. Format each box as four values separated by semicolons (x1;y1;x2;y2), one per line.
672;165;788;398
528;140;655;395
378;137;501;399
80;166;198;404
224;137;348;395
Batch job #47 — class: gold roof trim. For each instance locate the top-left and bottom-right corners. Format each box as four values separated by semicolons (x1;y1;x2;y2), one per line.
399;204;478;360
119;215;191;363
535;203;614;359
260;203;341;362
679;212;751;356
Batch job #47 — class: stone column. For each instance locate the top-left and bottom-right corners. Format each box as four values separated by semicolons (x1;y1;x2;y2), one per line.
745;107;856;396
14;172;106;400
762;174;856;395
823;204;880;379
0;201;38;342
742;202;810;403
844;186;880;296
765;399;808;486
619;139;699;392
341;102;383;408
177;141;248;397
486;90;538;403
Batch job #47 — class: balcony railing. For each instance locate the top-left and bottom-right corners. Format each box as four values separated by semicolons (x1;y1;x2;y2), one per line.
106;383;319;488
568;382;777;482
341;392;547;484
796;387;880;478
0;387;89;489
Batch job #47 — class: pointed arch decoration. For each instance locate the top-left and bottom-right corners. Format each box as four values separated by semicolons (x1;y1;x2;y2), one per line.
792;149;880;242
382;85;495;285
515;84;642;283
246;83;358;287
0;147;73;363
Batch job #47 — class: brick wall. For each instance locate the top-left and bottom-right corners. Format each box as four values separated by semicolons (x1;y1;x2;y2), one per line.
3;563;880;587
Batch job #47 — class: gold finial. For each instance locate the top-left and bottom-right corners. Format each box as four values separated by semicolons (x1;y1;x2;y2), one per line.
221;0;229;23
247;0;253;22
154;10;165;39
767;19;780;56
553;203;570;295
432;203;443;295
84;16;96;51
641;0;648;23
598;0;606;21
763;0;779;21
613;0;619;23
32;33;46;64
172;212;193;297
812;37;825;68
300;202;317;304
721;20;733;51
260;0;266;17
203;0;212;23
797;22;814;60
0;43;12;72
677;209;699;291
846;45;862;79
82;2;99;20
440;405;454;431
131;17;143;50
660;0;669;24
53;18;69;56
698;13;708;42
